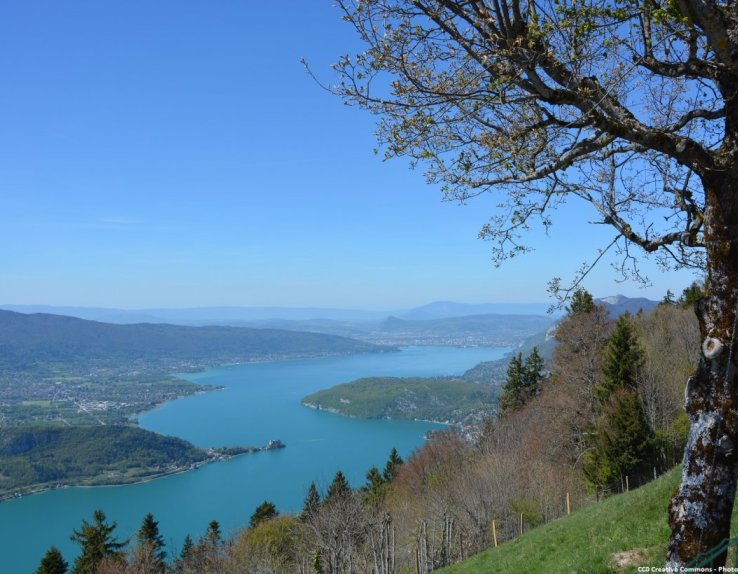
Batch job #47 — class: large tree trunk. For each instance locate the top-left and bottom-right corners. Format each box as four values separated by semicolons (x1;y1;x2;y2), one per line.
667;172;738;567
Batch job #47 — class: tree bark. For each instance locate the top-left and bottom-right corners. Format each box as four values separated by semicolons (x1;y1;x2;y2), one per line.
667;172;738;567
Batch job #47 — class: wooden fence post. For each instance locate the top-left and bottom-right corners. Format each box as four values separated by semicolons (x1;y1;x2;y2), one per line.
492;520;498;548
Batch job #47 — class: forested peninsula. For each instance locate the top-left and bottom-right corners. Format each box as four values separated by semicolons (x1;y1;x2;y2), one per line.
302;367;500;427
0;425;276;500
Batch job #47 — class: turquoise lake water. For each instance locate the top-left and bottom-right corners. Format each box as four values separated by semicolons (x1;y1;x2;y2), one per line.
0;345;507;572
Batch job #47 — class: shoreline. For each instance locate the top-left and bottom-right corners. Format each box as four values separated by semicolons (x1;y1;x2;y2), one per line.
0;443;282;503
301;401;452;426
1;348;391;504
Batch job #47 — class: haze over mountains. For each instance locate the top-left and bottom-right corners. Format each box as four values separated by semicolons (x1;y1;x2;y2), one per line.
0;296;655;327
0;301;558;325
0;296;656;351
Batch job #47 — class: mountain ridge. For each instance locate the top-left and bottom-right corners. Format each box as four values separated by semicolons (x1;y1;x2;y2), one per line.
0;309;388;367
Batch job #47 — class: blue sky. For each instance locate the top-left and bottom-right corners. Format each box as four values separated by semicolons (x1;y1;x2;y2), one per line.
0;1;699;310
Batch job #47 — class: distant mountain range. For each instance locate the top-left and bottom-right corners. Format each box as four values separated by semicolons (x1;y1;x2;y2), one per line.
0;305;392;325
595;295;658;316
0;297;655;327
0;296;657;353
0;309;387;368
401;301;556;320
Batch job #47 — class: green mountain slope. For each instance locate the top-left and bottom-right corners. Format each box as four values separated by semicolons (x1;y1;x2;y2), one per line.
440;467;738;573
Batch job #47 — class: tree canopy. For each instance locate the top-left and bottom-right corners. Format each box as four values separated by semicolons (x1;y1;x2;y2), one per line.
333;0;717;290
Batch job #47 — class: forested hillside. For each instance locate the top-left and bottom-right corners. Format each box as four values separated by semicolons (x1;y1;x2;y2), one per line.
303;376;497;424
0;309;387;368
0;426;207;498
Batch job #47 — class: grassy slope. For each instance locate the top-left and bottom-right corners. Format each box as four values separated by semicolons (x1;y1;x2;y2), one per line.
440;467;738;574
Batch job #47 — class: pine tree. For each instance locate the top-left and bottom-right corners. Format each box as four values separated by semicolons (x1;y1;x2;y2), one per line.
70;509;125;574
363;465;386;507
382;448;404;482
198;521;222;572
132;512;166;573
585;313;653;493
180;534;194;560
36;546;68;574
499;348;544;413
677;281;705;309
498;352;525;413
585;388;654;492
600;389;654;479
661;290;676;305
567;288;595;315
172;534;195;574
205;520;221;546
325;470;351;503
597;313;643;405
523;347;544;399
300;482;321;521
249;501;278;528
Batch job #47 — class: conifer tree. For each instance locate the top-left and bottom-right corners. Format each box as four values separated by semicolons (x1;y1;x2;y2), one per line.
567;288;595;315
205;520;221;546
597;314;643;405
585;314;653;492
132;512;166;573
196;520;222;572
382;448;404;482
249;501;278;529
661;290;676;306
36;546;68;574
365;466;384;490
678;281;705;309
172;534;195;574
300;482;321;521
70;509;125;574
498;352;524;413
363;465;386;507
600;389;654;479
499;348;545;413
180;533;194;558
585;388;654;493
523;347;545;399
325;470;351;503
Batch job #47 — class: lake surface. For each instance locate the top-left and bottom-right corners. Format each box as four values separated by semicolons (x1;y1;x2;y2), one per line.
0;346;507;572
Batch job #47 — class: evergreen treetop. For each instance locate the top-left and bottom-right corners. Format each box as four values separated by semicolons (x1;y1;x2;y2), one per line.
70;509;125;574
205;520;221;546
249;501;278;529
597;314;643;405
36;546;68;574
498;347;545;413
567;289;595;315
677;281;705;309
325;470;351;503
134;512;166;572
382;448;404;482
300;481;321;521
